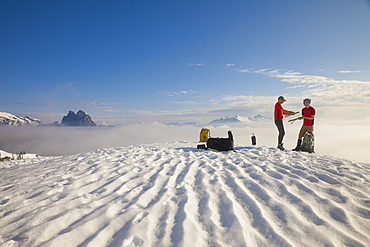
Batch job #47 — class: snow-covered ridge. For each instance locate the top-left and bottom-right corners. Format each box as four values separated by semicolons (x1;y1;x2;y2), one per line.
0;112;43;126
209;114;271;125
247;113;272;122
166;114;272;126
209;115;247;125
0;149;39;161
0;142;369;246
166;122;198;126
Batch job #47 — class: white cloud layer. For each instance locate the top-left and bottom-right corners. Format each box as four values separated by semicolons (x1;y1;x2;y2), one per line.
163;90;194;97
247;68;370;120
5;67;368;164
170;101;198;105
337;70;361;73
90;64;370;126
0;122;369;164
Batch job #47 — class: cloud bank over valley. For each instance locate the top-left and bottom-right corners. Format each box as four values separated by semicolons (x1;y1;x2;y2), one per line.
0;121;369;164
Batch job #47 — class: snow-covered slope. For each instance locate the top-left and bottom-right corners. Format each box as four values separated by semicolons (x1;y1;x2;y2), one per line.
0;112;43;126
0;142;369;246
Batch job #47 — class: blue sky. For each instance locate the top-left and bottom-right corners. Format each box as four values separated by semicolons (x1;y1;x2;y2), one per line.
1;0;370;124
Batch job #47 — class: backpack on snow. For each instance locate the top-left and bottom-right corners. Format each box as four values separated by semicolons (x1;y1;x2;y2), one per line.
300;133;315;153
206;131;234;151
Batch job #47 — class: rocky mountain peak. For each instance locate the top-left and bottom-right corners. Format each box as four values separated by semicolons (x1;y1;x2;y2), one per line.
61;110;96;126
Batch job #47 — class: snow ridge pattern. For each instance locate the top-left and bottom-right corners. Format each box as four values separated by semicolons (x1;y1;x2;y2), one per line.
0;142;369;246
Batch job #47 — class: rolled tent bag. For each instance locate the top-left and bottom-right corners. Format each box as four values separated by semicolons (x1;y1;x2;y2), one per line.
206;131;234;151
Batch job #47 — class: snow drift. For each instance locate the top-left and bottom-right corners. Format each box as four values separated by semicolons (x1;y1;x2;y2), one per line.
0;142;369;246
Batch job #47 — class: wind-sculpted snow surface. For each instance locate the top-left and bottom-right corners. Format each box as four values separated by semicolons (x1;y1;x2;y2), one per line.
0;142;369;247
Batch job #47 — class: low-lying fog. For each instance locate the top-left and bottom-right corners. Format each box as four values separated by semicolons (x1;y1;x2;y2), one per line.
0;122;369;164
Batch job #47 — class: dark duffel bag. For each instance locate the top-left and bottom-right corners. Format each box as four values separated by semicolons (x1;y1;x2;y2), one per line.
197;144;207;149
206;131;234;151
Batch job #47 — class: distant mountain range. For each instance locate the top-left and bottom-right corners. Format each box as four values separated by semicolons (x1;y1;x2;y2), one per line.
0;112;43;126
1;111;271;127
209;116;246;125
209;114;271;125
0;110;97;127
166;114;272;126
166;122;198;126
247;114;272;122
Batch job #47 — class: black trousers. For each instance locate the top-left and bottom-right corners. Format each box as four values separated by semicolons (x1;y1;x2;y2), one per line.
274;120;285;145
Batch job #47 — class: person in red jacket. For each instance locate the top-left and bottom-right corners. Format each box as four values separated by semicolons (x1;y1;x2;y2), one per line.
293;98;316;151
274;96;297;150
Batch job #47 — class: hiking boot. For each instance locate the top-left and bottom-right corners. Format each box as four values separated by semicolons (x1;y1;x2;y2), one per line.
277;143;285;150
292;140;302;151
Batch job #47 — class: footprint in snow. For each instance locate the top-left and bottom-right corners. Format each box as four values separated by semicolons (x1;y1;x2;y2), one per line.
27;191;44;199
133;211;149;224
2;185;14;191
1;198;9;205
122;235;144;246
317;174;340;185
